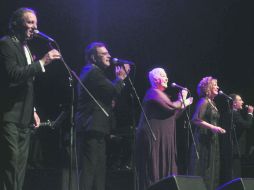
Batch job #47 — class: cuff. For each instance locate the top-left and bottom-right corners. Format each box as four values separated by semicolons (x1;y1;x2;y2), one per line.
39;60;46;72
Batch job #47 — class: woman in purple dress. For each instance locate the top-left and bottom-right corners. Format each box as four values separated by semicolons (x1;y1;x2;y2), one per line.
136;68;193;190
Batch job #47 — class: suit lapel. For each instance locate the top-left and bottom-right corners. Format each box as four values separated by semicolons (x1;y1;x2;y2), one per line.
9;36;28;66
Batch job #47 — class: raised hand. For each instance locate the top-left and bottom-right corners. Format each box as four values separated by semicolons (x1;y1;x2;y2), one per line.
40;49;61;66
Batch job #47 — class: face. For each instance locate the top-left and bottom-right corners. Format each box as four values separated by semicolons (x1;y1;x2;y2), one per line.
233;95;244;110
210;80;219;97
95;46;111;67
21;11;37;40
156;70;168;90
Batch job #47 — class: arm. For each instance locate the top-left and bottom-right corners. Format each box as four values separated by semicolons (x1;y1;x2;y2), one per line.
85;66;125;101
192;98;226;134
0;40;43;83
234;109;253;129
0;39;61;83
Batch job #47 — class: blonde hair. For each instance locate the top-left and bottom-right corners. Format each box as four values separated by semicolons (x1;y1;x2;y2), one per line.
148;68;166;88
197;76;217;97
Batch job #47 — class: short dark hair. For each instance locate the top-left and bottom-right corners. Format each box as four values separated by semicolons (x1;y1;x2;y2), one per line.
229;93;238;102
9;7;36;34
85;42;107;63
229;93;240;108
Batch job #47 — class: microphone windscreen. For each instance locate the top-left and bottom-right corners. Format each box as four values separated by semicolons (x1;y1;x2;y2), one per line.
171;83;176;87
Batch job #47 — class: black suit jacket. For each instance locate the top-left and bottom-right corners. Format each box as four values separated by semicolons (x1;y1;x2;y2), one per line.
0;35;43;125
75;64;125;134
221;109;253;155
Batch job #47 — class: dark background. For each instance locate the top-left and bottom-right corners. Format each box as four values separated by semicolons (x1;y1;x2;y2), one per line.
1;0;254;189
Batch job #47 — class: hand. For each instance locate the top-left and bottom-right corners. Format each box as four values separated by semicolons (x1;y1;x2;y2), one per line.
178;89;188;101
112;100;116;108
33;111;41;128
115;64;130;80
211;126;226;134
181;97;193;108
40;49;61;66
247;105;254;114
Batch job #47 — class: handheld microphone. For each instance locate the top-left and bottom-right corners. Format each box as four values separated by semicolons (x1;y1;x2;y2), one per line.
111;58;134;65
30;120;54;129
171;82;189;91
218;90;232;100
33;29;55;42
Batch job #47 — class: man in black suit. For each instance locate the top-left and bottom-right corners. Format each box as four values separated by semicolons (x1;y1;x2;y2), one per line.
75;42;130;190
0;7;61;190
220;94;253;183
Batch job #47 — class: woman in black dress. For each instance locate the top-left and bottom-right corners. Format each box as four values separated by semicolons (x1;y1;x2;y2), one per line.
189;76;226;190
136;68;193;190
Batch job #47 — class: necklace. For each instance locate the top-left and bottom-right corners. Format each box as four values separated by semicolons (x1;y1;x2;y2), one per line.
207;98;218;111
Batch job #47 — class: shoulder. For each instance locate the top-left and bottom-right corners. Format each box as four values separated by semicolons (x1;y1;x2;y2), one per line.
145;88;168;101
198;97;208;105
0;36;18;57
80;64;99;76
195;97;209;109
0;36;12;47
146;88;160;98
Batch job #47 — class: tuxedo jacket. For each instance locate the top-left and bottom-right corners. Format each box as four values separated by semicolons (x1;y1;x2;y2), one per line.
75;64;125;134
0;35;43;126
221;109;253;155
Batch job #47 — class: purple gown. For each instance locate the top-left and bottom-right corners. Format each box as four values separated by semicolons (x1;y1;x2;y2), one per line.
136;88;182;190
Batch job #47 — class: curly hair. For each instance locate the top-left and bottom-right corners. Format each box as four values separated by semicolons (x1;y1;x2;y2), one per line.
197;76;217;97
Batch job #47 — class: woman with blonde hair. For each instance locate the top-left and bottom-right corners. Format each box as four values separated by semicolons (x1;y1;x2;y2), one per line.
189;76;225;190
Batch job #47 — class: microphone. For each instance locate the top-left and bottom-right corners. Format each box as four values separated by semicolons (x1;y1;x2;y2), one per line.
218;90;232;100
30;120;54;129
33;29;55;42
171;82;189;91
245;105;249;109
111;58;134;65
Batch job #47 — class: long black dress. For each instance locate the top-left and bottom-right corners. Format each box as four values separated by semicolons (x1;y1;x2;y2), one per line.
136;88;182;190
189;97;220;190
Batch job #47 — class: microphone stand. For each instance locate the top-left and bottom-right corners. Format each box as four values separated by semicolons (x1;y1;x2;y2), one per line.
227;100;241;179
49;41;109;190
179;92;199;173
123;66;156;141
122;65;156;190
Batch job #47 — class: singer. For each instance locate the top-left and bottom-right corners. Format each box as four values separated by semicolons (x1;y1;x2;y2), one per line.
220;94;253;184
0;7;61;190
188;76;225;190
136;68;193;190
75;42;130;190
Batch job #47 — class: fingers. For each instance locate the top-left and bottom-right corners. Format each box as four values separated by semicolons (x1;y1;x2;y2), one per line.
212;126;226;134
123;64;131;73
248;105;254;113
219;128;226;134
181;89;188;96
115;64;131;80
186;97;193;105
178;90;188;102
41;49;61;66
33;112;40;128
